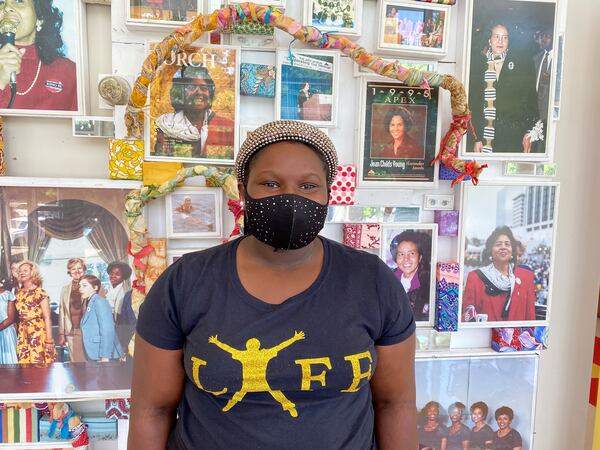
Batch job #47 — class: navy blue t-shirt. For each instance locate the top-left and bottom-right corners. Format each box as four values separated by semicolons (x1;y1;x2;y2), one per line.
137;236;415;449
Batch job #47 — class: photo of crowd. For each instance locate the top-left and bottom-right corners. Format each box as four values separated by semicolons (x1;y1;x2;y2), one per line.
461;183;557;325
128;0;199;23
416;355;537;450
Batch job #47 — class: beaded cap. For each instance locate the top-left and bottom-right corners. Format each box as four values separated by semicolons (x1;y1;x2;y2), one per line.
234;120;339;186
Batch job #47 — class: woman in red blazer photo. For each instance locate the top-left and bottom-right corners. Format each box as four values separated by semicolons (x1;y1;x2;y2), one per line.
462;225;536;322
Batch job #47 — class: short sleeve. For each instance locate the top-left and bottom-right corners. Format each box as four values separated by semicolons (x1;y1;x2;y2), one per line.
375;259;416;346
136;262;186;350
512;430;522;446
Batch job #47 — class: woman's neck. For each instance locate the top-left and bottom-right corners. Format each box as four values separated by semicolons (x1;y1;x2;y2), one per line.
473;421;486;431
393;137;405;152
498;427;511;437
494;261;510;276
240;235;322;271
22;281;36;290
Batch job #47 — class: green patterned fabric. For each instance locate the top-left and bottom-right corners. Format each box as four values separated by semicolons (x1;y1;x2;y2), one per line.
223;21;274;35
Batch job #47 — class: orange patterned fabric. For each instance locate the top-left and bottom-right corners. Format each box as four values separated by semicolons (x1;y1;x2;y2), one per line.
15;288;55;364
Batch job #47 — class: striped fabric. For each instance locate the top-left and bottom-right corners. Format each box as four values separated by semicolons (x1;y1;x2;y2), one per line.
0;407;39;443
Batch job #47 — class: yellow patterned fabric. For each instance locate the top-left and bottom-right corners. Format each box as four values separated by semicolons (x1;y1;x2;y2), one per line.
109;139;144;180
15;288;55;364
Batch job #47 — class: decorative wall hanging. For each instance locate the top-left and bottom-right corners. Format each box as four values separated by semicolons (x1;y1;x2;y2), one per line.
124;2;487;186
342;223;381;249
109;139;144;180
354;57;436;78
142;161;184;186
240;63;276;97
329;164;356;205
435;261;459;331
463;0;557;160
491;326;548;352
434;210;459;236
380;223;438;325
98;75;132;107
459;181;559;328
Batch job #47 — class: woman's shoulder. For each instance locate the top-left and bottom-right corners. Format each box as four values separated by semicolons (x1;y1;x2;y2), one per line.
514;265;534;280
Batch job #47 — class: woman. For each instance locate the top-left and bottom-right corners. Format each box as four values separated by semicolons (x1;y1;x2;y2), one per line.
418;401;448;450
297;82;311;120
467;23;539;154
15;260;55;364
0;0;77;110
377;108;424;159
446;402;470;450
79;275;123;362
493;406;522;450
462;226;536;322
383;7;399;44
0;278;18;364
390;230;431;321
130;120;417;449
470;401;494;450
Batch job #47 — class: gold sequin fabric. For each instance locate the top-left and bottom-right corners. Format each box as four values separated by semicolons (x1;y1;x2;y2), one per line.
234;120;339;186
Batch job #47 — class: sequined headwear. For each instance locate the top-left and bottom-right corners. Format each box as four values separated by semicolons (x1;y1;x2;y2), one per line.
234;120;339;186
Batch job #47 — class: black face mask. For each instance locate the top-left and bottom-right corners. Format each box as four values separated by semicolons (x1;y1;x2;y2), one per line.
243;192;328;250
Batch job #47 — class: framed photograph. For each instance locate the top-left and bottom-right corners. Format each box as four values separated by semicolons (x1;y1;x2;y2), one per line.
463;0;557;159
326;205;421;223
127;0;202;29
0;0;85;116
72;116;115;138
304;0;362;36
459;181;559;328
353;57;437;78
276;49;339;127
165;187;223;239
377;0;450;58
553;33;565;120
0;178;139;397
168;248;206;265
145;44;240;165
416;354;538;450
357;78;440;187
380;223;437;326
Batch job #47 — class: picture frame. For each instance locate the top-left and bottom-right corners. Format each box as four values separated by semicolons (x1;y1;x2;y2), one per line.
325;205;421;223
353;57;437;78
0;0;86;117
165;187;223;239
72;116;115;138
462;0;557;160
380;223;438;326
0;177;139;397
168;248;206;265
276;49;340;127
304;0;363;36
240;62;276;98
145;44;240;165
356;77;440;188
416;354;538;450
376;0;450;58
459;181;559;328
126;0;202;29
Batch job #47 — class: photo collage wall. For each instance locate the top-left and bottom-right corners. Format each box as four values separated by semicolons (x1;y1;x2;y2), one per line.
0;0;564;425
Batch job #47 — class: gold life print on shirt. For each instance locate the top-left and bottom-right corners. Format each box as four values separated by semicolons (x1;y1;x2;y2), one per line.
209;331;305;417
191;331;373;418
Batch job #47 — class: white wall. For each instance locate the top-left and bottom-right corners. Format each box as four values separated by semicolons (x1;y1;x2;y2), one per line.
2;1;599;449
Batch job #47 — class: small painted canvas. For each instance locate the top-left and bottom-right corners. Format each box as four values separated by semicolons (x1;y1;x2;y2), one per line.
109;139;144;180
240;63;276;98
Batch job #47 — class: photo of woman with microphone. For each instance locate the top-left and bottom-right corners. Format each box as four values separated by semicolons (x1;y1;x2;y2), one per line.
0;0;81;114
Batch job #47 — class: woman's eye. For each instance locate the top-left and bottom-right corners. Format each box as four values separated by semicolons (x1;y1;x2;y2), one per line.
300;183;317;190
262;181;279;188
